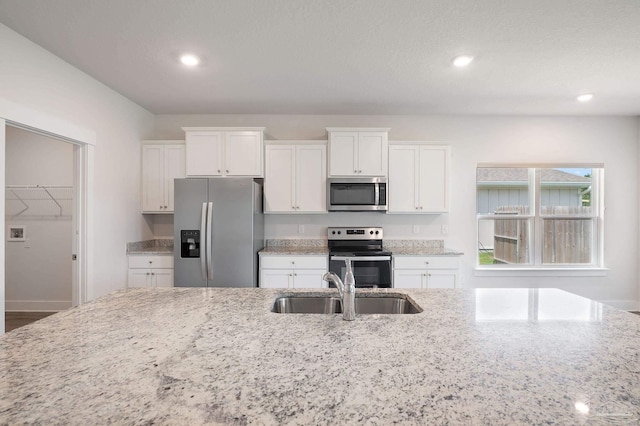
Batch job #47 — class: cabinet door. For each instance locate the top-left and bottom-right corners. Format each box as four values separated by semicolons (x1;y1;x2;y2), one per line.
141;145;164;212
164;144;185;212
393;270;424;289
128;269;153;288
426;270;457;289
224;131;263;176
186;132;223;176
296;144;327;213
329;132;358;176
260;269;292;288
388;145;419;213
152;269;174;288
292;269;327;289
357;132;388;176
265;145;295;212
419;146;449;212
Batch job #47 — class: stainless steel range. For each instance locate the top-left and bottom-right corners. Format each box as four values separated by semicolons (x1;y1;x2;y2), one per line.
327;227;392;288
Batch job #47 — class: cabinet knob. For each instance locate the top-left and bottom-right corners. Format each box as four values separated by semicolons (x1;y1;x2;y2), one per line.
428;273;432;277
164;205;168;209
294;273;297;277
146;272;150;276
354;170;357;173
226;170;229;173
425;261;429;265
291;261;295;264
151;272;155;276
420;206;423;210
149;261;153;264
217;170;221;173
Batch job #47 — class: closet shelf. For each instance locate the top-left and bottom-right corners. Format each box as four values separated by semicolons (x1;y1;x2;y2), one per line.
6;185;73;217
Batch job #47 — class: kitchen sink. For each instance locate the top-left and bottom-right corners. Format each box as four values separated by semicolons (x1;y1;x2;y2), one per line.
271;293;422;315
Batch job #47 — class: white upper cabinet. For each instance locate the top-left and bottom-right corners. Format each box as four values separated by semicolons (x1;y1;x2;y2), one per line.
327;128;389;177
388;143;450;213
264;141;327;213
183;127;264;177
141;141;185;213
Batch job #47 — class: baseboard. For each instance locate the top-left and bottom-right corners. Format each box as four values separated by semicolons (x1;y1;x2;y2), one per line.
5;300;72;312
599;299;639;311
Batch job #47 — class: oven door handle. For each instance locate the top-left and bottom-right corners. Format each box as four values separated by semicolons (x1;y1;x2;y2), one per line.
331;255;391;261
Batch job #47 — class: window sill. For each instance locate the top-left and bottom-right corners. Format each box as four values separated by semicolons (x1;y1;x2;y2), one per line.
474;267;609;277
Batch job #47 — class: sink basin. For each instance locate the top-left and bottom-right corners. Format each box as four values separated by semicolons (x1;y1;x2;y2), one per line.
271;293;422;315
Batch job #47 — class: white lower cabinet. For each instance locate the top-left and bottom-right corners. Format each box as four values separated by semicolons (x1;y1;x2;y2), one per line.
128;255;174;288
393;256;460;289
259;255;328;289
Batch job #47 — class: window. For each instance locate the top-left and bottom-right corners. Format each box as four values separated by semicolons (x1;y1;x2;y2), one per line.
477;165;603;269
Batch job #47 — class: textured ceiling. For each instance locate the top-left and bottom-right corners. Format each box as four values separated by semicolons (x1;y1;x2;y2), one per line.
1;0;639;115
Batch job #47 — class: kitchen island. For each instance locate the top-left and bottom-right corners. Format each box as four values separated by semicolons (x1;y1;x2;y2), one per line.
1;287;639;424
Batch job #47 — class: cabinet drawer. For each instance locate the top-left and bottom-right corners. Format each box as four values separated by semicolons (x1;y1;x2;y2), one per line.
261;255;327;270
394;256;460;270
128;255;174;269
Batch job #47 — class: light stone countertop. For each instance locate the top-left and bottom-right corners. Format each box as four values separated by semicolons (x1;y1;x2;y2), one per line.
1;287;639;424
127;239;173;255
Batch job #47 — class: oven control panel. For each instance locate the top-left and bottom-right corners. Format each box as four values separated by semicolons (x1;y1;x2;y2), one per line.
327;227;383;240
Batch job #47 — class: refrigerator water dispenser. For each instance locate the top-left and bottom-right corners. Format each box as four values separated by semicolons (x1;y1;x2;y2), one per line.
180;230;200;258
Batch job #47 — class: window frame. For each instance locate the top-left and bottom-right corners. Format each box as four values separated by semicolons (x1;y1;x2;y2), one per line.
476;163;605;273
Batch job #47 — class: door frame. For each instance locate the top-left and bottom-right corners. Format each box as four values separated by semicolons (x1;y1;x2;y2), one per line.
0;99;95;333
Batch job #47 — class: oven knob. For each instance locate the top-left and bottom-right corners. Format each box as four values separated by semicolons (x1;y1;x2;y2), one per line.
375;231;379;235
370;230;374;235
331;231;336;235
337;231;341;234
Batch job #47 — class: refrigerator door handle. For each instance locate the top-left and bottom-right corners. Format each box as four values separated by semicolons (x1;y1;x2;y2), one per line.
206;201;214;280
200;202;208;281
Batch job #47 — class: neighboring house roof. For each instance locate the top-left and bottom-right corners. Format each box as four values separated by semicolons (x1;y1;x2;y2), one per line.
477;168;590;185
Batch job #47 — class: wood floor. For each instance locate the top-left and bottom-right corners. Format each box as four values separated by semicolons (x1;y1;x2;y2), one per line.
4;312;55;333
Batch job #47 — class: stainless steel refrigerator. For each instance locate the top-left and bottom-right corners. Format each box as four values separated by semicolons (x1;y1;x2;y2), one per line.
173;178;264;287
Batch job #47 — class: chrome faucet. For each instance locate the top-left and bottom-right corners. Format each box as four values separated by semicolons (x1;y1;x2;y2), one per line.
322;258;356;321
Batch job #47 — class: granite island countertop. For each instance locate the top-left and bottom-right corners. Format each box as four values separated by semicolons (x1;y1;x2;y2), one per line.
1;288;638;424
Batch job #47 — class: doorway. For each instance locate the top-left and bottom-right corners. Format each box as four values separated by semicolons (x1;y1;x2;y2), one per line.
0;108;94;334
4;127;74;325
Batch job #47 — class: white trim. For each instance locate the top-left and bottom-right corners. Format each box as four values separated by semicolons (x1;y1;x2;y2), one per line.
5;299;72;312
478;162;604;168
475;267;609;277
181;126;265;132
0;98;96;146
0;120;4;334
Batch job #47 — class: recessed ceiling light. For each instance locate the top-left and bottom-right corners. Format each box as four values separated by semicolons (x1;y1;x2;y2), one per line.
577;93;593;102
452;55;474;67
180;54;200;67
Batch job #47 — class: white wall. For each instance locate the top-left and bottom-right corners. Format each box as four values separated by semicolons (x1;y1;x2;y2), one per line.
0;23;156;300
154;114;639;308
5;127;73;311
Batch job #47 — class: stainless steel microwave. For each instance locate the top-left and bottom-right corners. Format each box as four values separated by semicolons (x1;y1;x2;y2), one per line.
327;177;387;212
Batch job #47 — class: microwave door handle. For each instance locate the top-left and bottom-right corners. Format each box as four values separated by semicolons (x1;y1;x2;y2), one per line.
206;202;214;281
200;202;207;281
374;183;380;206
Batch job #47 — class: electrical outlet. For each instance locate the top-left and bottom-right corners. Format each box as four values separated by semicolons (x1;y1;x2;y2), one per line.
441;225;449;235
298;224;305;234
413;225;420;234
